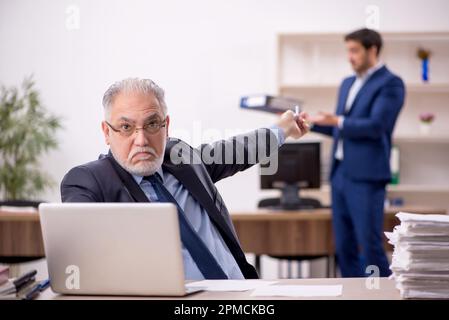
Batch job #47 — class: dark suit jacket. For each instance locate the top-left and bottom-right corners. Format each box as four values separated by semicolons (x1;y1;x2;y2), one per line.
61;128;279;279
312;66;405;182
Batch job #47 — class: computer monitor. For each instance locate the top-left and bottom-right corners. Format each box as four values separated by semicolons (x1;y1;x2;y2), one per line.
260;142;321;210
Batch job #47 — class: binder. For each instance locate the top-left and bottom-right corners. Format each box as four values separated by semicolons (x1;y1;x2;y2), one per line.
240;95;302;114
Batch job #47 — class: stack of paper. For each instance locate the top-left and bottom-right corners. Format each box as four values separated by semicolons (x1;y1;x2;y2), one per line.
386;212;449;299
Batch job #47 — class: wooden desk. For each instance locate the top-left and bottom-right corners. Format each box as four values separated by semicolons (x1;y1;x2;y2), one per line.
38;277;401;300
0;210;44;259
231;207;447;256
0;206;447;260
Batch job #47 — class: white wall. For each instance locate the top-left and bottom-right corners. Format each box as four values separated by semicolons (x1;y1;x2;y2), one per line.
1;0;449;210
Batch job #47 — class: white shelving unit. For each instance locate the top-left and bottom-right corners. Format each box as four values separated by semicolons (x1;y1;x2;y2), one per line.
277;32;449;209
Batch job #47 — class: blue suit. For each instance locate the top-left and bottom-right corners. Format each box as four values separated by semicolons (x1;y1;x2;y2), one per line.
313;66;405;277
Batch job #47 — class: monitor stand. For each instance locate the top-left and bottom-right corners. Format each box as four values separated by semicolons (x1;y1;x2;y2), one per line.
258;184;322;210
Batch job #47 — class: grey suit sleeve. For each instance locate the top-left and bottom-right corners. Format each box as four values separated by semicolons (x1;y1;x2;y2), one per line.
197;128;281;183
60;166;103;202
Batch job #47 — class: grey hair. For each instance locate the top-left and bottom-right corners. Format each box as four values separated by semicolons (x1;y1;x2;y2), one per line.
102;78;167;120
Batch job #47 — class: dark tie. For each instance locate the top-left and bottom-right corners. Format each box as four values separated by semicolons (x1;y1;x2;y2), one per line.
144;174;228;279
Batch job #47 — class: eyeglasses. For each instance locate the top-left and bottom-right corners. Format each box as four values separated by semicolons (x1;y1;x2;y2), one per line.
105;117;167;137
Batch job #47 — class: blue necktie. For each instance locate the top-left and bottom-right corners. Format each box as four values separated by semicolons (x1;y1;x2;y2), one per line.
144;174;228;279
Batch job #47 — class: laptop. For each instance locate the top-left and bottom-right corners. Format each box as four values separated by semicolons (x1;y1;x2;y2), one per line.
39;203;203;296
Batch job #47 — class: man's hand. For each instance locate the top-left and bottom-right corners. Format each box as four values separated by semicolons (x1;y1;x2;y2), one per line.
305;111;339;127
276;110;310;139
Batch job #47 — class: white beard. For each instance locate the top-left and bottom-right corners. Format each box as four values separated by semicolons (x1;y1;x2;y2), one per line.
111;147;164;177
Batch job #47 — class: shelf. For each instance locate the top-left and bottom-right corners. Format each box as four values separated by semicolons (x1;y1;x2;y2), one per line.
393;136;449;144
278;32;449;208
387;185;449;193
279;32;449;42
280;83;449;94
406;83;449;93
295;135;449;145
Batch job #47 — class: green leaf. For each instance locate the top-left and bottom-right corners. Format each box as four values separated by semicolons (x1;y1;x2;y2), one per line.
0;76;63;200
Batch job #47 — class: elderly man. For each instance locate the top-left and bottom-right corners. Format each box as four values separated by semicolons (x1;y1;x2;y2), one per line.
61;78;309;280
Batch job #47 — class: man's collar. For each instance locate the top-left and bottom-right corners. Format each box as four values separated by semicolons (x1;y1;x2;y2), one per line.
132;166;164;185
356;61;384;79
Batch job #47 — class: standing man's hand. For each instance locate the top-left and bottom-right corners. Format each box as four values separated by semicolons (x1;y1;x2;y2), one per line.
276;110;310;139
306;111;340;127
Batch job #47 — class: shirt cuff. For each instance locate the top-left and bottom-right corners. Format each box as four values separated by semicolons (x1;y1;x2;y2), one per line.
268;125;286;146
338;116;345;129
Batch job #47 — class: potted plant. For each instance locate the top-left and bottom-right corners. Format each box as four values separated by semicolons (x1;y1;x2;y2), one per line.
0;76;62;208
419;112;435;136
